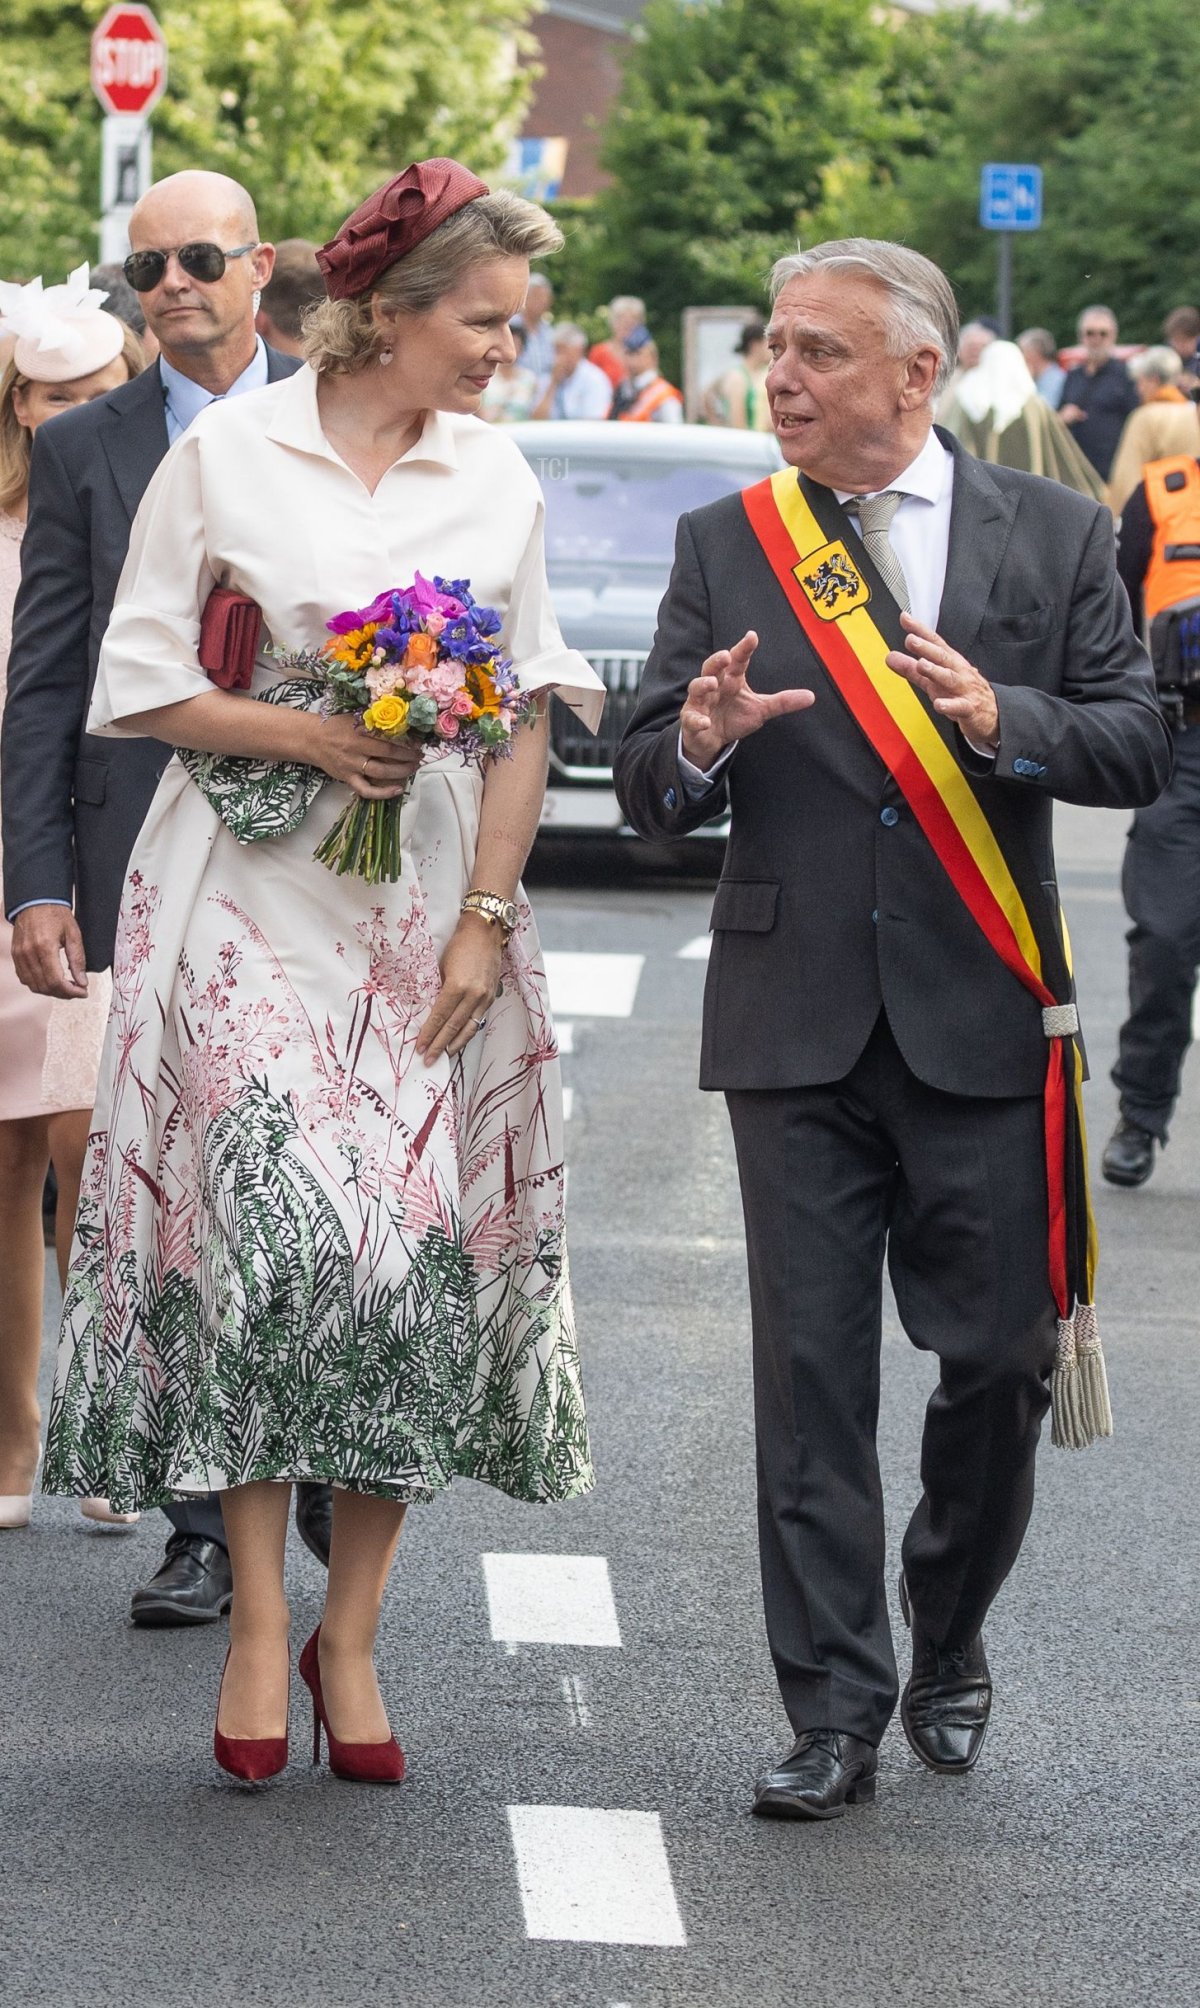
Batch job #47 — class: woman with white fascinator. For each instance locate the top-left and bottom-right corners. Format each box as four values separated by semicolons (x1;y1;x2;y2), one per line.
0;266;144;1531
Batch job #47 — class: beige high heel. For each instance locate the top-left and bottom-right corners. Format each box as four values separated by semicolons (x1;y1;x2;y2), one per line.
0;1446;42;1530
80;1497;140;1529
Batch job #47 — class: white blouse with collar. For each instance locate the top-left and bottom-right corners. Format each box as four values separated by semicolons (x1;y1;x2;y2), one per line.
90;361;604;737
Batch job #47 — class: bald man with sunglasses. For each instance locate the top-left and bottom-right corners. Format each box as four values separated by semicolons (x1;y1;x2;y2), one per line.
1;170;332;1624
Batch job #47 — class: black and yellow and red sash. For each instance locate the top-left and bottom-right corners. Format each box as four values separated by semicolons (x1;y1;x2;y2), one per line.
742;467;1110;1448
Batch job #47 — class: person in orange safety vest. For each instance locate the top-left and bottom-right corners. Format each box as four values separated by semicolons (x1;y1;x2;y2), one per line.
613;328;684;423
1104;449;1200;1189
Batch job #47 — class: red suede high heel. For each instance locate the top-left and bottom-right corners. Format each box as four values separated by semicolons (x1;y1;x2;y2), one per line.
213;1649;290;1783
298;1626;405;1785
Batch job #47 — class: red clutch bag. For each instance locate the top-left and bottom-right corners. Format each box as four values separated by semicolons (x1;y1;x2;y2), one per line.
198;586;262;692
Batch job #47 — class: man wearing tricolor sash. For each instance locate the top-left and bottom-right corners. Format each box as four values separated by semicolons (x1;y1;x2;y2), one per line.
615;240;1170;1821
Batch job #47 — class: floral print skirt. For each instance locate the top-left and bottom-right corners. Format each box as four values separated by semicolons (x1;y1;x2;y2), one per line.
43;755;592;1509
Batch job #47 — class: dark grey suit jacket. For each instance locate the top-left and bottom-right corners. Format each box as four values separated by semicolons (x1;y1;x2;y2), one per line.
1;345;300;968
613;432;1172;1099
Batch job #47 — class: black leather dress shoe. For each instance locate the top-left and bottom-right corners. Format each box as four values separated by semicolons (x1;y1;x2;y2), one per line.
899;1575;992;1774
1101;1117;1156;1187
752;1730;878;1821
129;1533;233;1627
294;1483;333;1568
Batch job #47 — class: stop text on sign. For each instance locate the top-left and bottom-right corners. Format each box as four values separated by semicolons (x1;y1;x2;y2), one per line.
91;5;168;118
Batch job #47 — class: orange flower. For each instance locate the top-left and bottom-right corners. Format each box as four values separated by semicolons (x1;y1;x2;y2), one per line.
403;632;439;672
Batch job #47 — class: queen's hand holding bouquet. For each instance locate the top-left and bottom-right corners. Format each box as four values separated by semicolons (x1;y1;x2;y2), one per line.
302;571;537;881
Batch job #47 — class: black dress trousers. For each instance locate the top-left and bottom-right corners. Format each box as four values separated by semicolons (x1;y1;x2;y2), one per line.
1112;725;1200;1142
726;1013;1058;1748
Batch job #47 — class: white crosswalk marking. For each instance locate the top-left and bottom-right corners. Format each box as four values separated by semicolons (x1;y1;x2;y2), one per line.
677;935;712;961
482;1553;622;1647
556;1020;575;1054
561;1086;574;1121
507;1806;687;1946
544;951;644;1018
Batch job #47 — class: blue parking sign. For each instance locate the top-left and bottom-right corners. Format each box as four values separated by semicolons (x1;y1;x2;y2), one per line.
980;164;1043;232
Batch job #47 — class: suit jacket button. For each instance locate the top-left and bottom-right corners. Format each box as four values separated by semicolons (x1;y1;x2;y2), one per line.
880;805;899;827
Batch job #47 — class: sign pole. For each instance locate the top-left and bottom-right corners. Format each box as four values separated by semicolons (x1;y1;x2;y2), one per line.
996;231;1013;339
99;114;152;262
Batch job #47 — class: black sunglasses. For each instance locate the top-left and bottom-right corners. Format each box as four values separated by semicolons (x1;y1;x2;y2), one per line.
123;241;258;292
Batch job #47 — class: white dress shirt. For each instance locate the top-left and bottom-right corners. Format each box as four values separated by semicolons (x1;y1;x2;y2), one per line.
553;357;613;421
679;427;975;793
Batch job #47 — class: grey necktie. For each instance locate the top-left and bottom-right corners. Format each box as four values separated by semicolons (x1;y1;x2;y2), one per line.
850;490;911;613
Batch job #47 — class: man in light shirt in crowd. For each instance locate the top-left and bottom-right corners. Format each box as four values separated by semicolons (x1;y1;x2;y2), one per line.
531;323;612;421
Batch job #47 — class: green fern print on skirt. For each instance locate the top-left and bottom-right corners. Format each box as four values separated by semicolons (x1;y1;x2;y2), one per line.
43;758;592;1510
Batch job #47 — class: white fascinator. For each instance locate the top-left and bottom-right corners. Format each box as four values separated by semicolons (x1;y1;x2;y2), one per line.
0;264;126;383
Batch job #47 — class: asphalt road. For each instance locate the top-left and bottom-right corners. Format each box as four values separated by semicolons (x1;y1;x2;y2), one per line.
2;805;1198;2008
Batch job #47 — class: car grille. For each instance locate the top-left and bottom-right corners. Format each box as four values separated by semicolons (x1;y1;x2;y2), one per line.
550;651;647;778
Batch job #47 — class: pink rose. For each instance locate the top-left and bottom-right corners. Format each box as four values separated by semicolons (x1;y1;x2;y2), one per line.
435;711;461;739
424;611;446;638
450;690;474;717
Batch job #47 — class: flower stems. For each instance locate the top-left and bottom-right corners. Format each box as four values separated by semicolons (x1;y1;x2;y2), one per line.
313;788;408;883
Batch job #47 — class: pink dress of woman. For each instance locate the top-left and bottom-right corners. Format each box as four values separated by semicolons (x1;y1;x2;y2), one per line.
0;513;112;1121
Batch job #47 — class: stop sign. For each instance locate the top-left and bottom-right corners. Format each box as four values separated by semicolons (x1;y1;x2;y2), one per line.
91;4;168;118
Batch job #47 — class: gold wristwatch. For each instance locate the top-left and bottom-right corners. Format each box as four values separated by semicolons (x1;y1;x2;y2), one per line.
460;889;519;941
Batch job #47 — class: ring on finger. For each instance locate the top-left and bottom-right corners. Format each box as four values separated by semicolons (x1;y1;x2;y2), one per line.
473;1015;488;1031
361;756;371;776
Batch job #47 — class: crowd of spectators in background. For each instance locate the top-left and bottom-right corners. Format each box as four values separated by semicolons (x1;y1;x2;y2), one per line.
930;300;1200;510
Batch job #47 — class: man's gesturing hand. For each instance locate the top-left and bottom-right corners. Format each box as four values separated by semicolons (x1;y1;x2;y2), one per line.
11;903;89;1000
679;630;815;771
886;612;1000;751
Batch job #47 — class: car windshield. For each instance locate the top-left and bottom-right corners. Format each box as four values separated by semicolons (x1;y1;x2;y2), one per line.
520;449;773;570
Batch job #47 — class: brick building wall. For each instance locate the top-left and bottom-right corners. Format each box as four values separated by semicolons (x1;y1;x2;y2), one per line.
518;12;628;198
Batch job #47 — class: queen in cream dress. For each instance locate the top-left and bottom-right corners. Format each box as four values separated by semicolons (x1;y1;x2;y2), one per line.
43;364;603;1511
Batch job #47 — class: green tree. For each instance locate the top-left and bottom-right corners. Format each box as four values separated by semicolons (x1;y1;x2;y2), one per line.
585;0;938;377
0;0;540;281
886;0;1200;340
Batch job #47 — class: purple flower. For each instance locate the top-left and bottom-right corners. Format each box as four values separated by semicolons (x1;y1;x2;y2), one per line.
412;572;466;620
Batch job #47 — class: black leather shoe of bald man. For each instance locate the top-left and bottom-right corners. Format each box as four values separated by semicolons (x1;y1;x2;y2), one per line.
751;1730;878;1820
899;1574;992;1774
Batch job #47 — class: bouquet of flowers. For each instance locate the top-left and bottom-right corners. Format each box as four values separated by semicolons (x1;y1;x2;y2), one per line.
278;573;537;884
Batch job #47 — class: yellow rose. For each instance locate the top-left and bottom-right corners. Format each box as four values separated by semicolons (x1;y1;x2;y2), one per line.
363;695;410;737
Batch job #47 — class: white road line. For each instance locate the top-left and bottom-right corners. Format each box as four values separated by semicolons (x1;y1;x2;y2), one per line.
556;1020;575;1054
482;1553;622;1647
562;1086;575;1121
544;951;644;1019
677;934;712;960
507;1806;687;1946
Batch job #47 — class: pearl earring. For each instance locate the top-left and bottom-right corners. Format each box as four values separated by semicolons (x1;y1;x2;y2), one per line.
378;347;394;367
